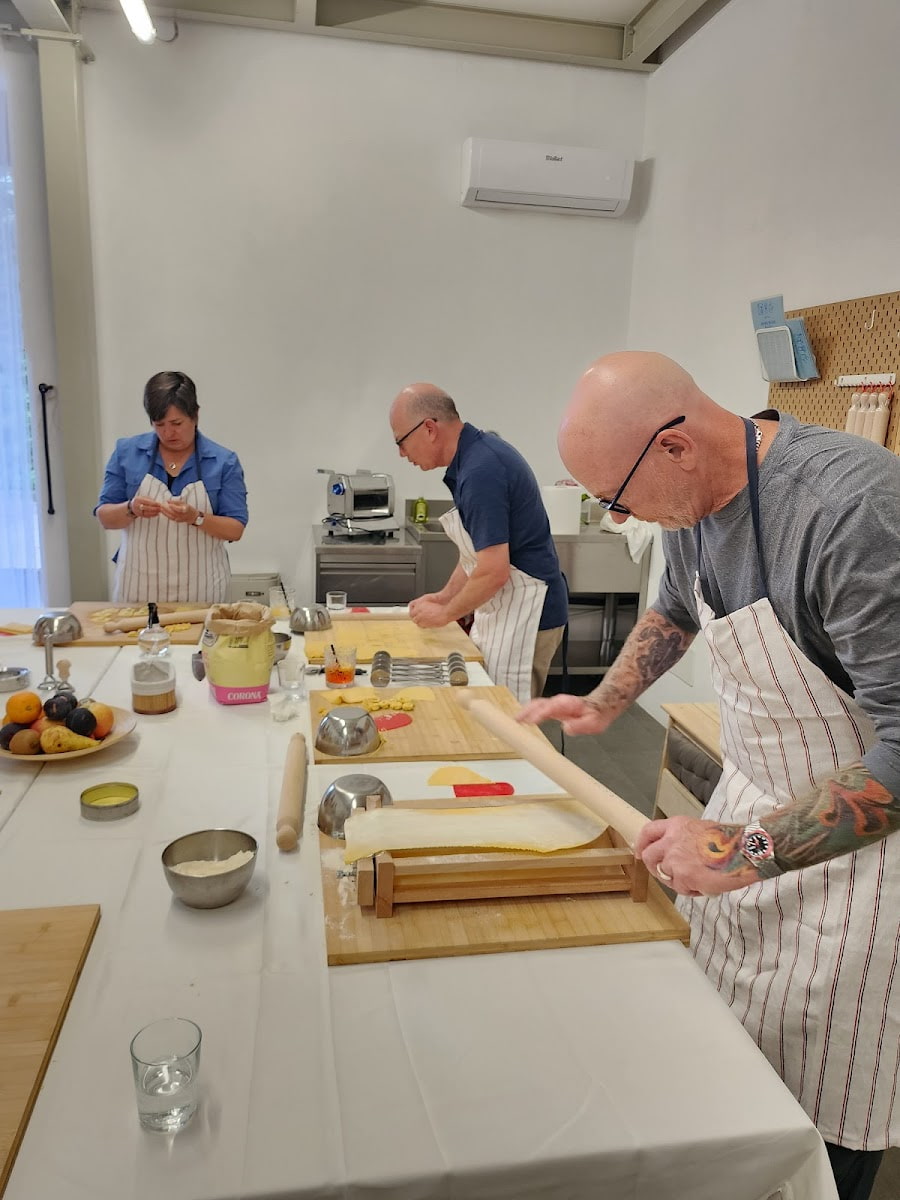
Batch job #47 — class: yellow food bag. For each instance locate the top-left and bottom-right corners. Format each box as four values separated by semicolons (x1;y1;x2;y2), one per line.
201;602;275;705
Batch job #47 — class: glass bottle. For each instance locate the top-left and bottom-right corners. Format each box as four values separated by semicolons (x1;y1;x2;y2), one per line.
132;602;177;714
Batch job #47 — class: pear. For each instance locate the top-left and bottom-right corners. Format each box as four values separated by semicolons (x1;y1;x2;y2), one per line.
40;726;98;754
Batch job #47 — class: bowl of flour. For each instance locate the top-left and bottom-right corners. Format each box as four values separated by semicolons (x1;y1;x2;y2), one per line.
162;829;258;909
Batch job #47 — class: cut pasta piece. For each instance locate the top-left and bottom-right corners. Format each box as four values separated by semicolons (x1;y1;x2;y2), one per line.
427;766;492;786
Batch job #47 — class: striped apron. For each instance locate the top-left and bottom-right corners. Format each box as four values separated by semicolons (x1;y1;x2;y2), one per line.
440;508;546;704
681;420;900;1150
113;474;229;605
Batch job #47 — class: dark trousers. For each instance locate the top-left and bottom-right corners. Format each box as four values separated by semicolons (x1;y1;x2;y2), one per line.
826;1141;885;1200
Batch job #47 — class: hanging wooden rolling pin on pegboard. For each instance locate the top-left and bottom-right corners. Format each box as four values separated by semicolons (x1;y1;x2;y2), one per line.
768;290;900;453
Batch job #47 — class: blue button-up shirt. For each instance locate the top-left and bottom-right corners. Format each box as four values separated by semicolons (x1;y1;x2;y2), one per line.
95;430;249;524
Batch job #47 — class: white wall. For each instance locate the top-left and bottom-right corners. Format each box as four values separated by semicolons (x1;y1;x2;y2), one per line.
81;13;645;600
628;0;900;718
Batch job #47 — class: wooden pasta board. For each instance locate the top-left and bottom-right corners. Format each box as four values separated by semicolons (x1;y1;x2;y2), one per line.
319;823;688;965
67;602;204;646
311;685;545;764
304;620;482;663
0;905;100;1194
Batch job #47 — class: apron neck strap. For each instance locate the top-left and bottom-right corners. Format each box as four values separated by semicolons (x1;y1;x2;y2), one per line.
694;418;767;614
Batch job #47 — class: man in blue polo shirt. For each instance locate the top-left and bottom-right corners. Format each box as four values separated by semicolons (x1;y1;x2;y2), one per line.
389;383;566;702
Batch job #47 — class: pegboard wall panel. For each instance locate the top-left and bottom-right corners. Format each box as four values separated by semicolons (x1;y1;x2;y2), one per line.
768;291;900;453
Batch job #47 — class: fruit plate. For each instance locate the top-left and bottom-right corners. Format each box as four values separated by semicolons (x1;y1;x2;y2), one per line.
0;707;137;763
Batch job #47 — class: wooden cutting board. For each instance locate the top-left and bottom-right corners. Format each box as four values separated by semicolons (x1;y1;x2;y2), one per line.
67;602;204;646
304;620;482;663
311;685;546;764
0;905;100;1194
319;833;688;965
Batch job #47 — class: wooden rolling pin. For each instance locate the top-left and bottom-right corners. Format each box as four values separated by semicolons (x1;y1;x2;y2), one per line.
456;693;649;848
329;608;410;621
103;607;210;633
276;732;307;851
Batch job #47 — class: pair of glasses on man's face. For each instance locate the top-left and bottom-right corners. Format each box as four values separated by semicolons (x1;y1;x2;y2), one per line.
394;417;439;448
595;415;686;516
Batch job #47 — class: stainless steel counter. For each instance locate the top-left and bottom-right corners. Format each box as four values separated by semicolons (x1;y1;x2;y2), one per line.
314;525;423;605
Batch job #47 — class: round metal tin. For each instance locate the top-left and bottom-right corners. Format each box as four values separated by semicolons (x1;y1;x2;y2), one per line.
80;781;140;821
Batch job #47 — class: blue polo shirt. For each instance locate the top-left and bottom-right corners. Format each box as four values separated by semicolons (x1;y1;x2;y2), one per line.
443;423;567;629
95;430;249;524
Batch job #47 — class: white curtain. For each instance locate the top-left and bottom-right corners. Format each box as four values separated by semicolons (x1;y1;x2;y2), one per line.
0;65;42;605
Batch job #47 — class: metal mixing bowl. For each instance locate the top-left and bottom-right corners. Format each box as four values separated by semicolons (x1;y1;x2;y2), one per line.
161;829;258;909
273;631;291;662
318;774;393;839
290;605;332;633
0;667;30;692
32;611;83;646
315;706;381;757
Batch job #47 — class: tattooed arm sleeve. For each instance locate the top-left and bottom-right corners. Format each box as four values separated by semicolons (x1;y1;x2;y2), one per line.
585;608;695;715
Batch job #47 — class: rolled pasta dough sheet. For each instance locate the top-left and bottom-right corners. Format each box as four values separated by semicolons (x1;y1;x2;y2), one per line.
343;799;607;863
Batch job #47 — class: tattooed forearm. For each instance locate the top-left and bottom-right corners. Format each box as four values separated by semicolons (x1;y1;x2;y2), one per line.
587;610;695;712
763;765;900;871
687;765;900;882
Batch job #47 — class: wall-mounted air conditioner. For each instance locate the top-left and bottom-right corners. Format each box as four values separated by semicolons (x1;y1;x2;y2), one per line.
461;137;634;218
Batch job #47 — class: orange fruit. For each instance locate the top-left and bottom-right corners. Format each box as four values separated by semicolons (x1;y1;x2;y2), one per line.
6;691;42;725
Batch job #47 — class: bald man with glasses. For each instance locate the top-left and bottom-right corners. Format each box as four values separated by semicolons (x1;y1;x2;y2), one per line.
389;383;566;703
519;350;900;1200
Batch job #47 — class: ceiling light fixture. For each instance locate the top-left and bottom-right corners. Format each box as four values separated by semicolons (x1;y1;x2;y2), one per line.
118;0;157;44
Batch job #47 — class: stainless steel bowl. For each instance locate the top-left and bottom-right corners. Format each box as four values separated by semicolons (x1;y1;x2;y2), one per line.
315;706;381;758
0;667;30;693
290;605;332;633
273;631;291;662
318;774;393;839
32;611;83;646
161;828;258;909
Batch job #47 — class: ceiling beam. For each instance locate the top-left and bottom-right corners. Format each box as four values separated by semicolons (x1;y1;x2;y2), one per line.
623;0;712;64
13;0;71;33
315;1;638;68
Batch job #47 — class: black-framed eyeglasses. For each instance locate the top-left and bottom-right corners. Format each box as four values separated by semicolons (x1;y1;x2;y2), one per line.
395;418;429;448
597;415;686;515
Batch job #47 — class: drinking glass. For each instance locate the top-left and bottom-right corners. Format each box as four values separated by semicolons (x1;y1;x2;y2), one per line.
130;1017;201;1133
325;591;348;612
324;645;357;688
277;653;308;698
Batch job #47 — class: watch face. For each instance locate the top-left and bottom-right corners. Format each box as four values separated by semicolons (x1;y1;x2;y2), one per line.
743;828;774;862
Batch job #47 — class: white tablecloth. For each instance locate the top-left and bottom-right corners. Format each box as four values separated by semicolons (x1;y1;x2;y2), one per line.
0;617;837;1200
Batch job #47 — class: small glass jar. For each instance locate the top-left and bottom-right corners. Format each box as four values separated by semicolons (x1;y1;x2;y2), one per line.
132;605;176;715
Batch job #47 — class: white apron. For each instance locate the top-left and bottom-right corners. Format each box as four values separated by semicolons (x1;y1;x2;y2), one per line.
113;474;229;605
681;420;900;1150
439;508;546;704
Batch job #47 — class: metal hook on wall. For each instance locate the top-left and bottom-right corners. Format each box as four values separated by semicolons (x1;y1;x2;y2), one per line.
864;308;876;331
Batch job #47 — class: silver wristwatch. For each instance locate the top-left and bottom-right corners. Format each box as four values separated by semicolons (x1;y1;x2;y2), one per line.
193;512;205;528
739;823;780;878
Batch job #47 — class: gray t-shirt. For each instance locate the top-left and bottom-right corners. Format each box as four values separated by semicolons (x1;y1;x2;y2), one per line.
653;411;900;798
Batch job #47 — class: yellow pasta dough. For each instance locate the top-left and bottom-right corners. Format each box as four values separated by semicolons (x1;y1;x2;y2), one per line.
343;799;607;863
427;766;492;786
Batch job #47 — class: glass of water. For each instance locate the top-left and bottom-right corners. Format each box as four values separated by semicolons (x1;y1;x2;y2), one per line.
130;1017;201;1133
325;590;348;612
277;652;308;698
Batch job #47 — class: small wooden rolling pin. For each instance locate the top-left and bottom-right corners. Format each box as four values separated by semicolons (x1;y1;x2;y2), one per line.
276;732;308;852
456;693;649;849
103;607;210;633
329;608;410;621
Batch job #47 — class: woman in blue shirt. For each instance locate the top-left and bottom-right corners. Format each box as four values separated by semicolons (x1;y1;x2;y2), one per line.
95;371;248;604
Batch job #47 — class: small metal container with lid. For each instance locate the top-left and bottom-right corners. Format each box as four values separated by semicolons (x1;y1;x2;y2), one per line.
80;781;140;821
